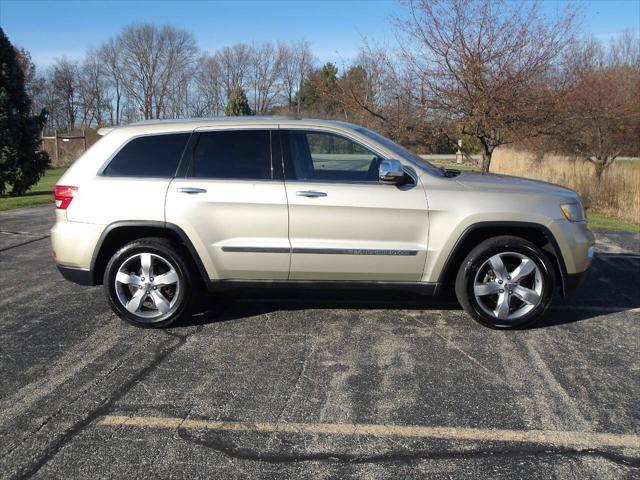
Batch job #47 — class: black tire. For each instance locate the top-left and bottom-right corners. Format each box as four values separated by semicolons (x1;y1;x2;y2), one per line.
454;236;555;329
103;237;194;328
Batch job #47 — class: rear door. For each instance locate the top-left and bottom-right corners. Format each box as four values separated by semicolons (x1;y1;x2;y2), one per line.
281;128;429;281
165;126;290;280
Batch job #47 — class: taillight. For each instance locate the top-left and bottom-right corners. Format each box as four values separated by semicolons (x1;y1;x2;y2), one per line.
54;185;78;209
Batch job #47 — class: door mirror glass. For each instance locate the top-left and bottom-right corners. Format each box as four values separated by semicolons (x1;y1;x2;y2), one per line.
379;159;404;184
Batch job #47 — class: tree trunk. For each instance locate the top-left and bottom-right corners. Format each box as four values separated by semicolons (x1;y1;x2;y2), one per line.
477;137;493;174
594;160;606;184
115;90;121;125
481;152;492;174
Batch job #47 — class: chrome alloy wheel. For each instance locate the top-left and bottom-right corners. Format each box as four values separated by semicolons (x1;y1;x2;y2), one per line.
114;252;180;320
473;252;543;322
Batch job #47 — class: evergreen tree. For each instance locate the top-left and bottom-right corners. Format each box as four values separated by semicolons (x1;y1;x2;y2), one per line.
224;86;252;116
297;62;339;116
0;28;49;195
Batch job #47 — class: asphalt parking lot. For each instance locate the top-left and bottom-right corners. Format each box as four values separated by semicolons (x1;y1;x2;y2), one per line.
1;206;638;479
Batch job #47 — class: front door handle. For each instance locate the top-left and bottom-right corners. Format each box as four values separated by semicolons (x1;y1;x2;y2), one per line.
296;190;327;198
177;187;207;194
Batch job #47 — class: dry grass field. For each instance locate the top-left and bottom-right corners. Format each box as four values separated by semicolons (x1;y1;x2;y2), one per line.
491;148;640;225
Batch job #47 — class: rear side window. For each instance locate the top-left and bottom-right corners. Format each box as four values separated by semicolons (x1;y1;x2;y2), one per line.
191;130;272;180
103;133;189;177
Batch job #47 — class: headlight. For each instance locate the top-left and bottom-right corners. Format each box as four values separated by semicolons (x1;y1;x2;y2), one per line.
560;203;586;222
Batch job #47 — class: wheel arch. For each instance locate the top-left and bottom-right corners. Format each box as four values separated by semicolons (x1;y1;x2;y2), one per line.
437;221;568;295
90;221;209;288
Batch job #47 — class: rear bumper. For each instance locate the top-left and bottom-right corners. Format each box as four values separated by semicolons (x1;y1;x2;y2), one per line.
50;216;105;270
56;264;94;286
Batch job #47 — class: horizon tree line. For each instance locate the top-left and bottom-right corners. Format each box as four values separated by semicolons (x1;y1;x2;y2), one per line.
10;0;640;177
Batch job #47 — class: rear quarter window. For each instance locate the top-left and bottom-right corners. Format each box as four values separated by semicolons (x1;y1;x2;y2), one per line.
102;133;190;177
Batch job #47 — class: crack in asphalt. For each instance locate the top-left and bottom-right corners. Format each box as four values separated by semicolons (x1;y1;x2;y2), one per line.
0;230;46;237
0;235;50;253
11;326;203;480
1;341;132;458
176;427;640;468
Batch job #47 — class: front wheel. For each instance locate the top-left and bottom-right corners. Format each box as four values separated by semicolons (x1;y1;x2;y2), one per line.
103;238;193;328
455;236;555;329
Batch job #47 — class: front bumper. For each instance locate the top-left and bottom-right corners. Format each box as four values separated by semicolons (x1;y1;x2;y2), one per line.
563;265;591;294
548;220;595;274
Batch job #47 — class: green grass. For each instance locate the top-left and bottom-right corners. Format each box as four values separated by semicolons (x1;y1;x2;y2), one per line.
614;159;640;169
0;168;67;211
587;212;639;233
430;160;481;172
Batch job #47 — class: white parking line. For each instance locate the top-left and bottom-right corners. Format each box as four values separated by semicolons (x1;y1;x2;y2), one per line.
99;415;640;450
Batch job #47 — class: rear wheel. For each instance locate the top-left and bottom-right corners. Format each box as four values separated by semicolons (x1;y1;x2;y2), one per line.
455;236;555;329
104;238;193;328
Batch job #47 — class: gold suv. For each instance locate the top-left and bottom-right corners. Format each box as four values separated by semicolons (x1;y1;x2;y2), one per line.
51;117;595;329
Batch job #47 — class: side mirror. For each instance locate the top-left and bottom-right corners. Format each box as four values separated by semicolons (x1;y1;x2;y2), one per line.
379;159;404;184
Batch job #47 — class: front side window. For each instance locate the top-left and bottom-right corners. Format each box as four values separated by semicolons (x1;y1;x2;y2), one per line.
285;130;381;182
353;126;442;176
191;130;272;180
103;133;190;177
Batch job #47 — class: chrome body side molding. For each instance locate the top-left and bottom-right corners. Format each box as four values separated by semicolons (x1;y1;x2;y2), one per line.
221;246;419;256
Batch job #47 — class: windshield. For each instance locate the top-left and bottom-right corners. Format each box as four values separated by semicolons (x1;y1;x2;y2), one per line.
353;126;442;176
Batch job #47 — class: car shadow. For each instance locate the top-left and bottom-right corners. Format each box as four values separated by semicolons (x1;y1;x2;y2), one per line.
175;252;639;330
178;289;461;328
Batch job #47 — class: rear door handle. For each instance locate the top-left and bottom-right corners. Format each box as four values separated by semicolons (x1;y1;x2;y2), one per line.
177;187;207;194
296;190;327;198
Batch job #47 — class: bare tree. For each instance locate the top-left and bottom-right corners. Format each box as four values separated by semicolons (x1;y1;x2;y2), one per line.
397;0;576;172
99;38;123;125
249;42;282;114
163;68;193;118
193;54;225;116
556;34;640;181
50;58;80;130
79;50;110;126
609;29;640;68
277;40;314;113
216;43;251;98
116;23;198;119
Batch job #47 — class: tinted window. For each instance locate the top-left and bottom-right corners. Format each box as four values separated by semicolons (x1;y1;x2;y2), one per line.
191;130;272;180
286;130;380;182
103;133;189;177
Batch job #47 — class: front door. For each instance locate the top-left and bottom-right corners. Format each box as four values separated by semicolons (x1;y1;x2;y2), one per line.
166;127;290;280
281;128;429;281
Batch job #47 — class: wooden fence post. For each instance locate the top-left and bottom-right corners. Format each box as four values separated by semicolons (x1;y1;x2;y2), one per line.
54;130;59;166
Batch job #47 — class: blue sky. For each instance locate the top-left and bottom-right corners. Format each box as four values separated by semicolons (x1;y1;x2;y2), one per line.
1;0;638;69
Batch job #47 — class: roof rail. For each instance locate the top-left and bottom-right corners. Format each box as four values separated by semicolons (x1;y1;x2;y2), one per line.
129;115;302;125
